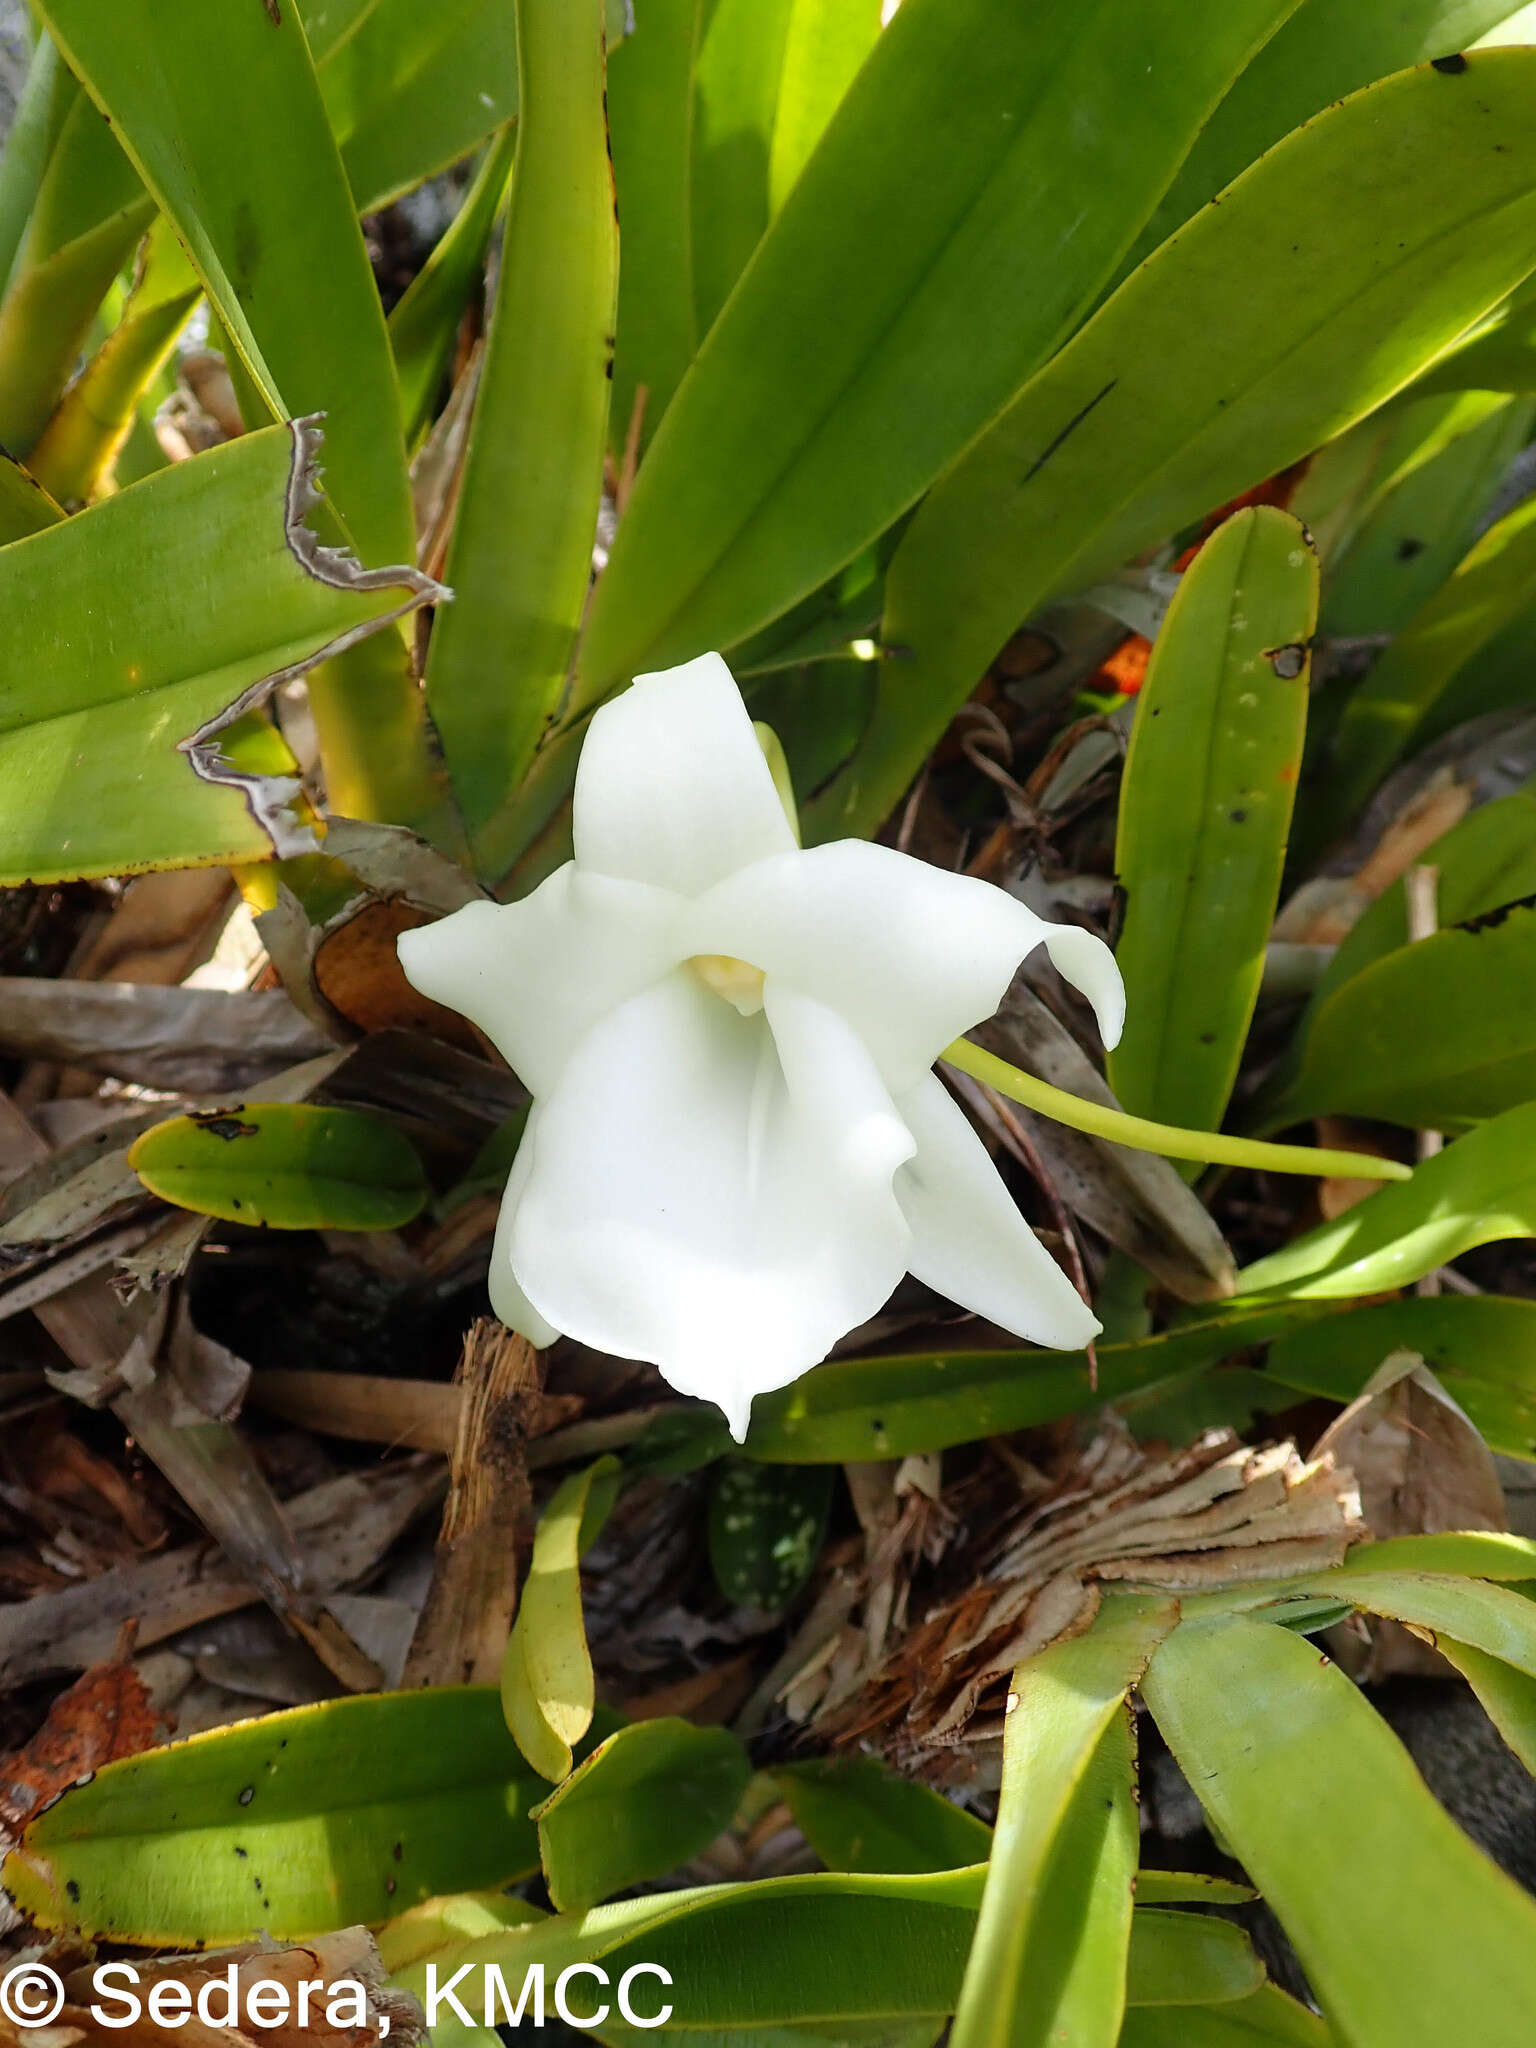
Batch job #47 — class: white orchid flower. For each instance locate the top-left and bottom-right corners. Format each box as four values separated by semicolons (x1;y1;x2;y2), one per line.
398;653;1124;1442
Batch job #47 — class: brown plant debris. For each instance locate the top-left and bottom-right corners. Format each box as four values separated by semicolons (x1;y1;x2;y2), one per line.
790;1420;1363;1780
403;1323;545;1687
0;1628;166;1833
0;1926;422;2048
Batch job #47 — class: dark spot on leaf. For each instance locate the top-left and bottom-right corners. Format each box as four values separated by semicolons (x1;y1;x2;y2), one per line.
1229;809;1248;825
1396;537;1425;562
238;1785;255;1806
191;1111;258;1141
1263;642;1308;680
1199;1031;1216;1046
66;1879;80;1902
1432;52;1468;73
234;1846;248;1859
393;1841;404;1861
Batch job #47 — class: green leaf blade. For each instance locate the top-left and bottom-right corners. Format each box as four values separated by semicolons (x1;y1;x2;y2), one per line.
826;51;1536;840
424;0;619;872
581;0;1300;693
1143;1615;1536;2048
1;1689;545;1945
533;1717;750;1912
1110;507;1317;1135
129;1104;429;1231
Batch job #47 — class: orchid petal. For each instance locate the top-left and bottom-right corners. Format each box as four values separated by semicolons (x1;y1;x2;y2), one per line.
574;652;797;895
685;839;1076;1092
396;867;684;1097
895;1073;1101;1350
1038;922;1126;1052
488;1109;560;1348
509;972;913;1440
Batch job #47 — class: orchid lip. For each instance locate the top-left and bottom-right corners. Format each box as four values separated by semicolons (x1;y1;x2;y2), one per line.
686;951;767;1016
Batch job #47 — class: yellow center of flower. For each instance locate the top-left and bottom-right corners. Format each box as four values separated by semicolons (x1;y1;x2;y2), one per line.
686;953;766;1016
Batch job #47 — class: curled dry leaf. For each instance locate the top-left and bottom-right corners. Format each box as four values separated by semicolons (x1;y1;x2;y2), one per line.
1312;1347;1507;1541
258;819;489;1047
313;899;483;1048
792;1418;1362;1786
0;983;333;1094
971;974;1237;1304
1314;1347;1507;1681
0;1633;167;1834
0;1630;166;1936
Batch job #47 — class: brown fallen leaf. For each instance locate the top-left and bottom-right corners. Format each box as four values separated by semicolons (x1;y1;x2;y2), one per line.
0;1628;166;1832
313;898;481;1047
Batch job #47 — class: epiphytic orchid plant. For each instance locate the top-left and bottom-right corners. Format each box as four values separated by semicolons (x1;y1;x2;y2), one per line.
6;0;1536;2041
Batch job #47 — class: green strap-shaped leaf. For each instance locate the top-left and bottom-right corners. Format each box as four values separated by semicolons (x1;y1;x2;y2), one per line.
824;51;1536;841
532;1717;750;1913
743;1304;1339;1464
1416;269;1536;397
389;124;517;450
1120;1984;1336;2047
129;1103;430;1232
580;0;1300;693
1291;388;1507;570
1109;508;1316;1139
1254;898;1536;1132
1320;395;1532;636
1310;786;1536;1009
606;0;705;457
1262;1293;1536;1460
952;1600;1178;2048
0;81;153;457
425;0;619;876
0;30;72;298
1143;1615;1536;2048
1288;1567;1536;1675
38;0;411;565
770;1755;994;1876
318;0;520;215
389;1860;1258;2030
0;421;439;885
691;0;881;337
29;215;200;505
1;1689;547;1946
1232;1101;1536;1301
36;0;448;836
1119;0;1527;282
1323;486;1536;822
1438;1638;1536;1775
502;1456;622;1782
1337;1531;1536;1579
